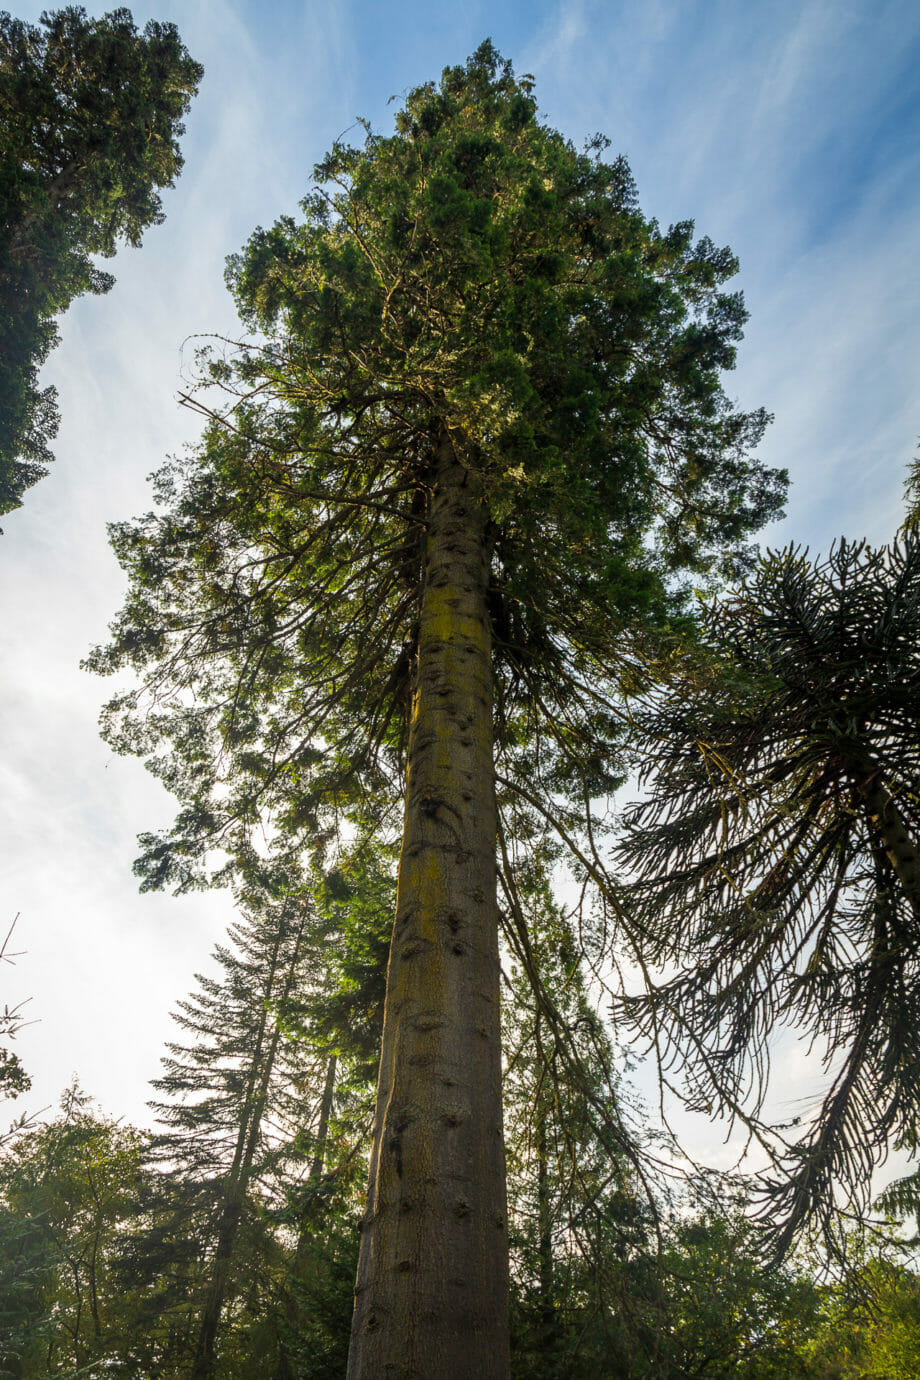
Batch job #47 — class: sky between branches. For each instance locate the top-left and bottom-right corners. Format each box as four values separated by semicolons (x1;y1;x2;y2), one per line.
1;0;918;1170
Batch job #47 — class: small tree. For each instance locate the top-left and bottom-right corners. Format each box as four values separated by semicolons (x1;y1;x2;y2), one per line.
0;1084;148;1376
616;534;920;1253
0;917;30;1107
0;5;201;517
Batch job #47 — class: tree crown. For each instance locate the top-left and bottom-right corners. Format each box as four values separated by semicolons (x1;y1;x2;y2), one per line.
90;42;784;891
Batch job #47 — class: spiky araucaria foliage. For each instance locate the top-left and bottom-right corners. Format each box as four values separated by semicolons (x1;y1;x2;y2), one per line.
615;534;920;1255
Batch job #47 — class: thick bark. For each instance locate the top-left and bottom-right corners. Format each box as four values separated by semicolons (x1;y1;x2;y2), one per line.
347;436;510;1379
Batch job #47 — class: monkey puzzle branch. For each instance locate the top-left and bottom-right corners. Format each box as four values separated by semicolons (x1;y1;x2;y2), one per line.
851;753;920;919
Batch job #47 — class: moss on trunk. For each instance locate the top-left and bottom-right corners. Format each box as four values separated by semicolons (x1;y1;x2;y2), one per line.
348;435;510;1379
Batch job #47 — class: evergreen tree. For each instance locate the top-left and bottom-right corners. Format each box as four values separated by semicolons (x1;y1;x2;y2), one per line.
122;882;329;1377
0;5;201;517
0;1195;55;1378
90;43;786;1375
0;917;29;1107
272;842;393;1379
615;534;920;1255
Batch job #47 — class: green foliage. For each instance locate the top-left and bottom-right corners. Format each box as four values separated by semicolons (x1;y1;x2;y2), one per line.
0;5;202;517
0;1049;28;1101
495;856;824;1379
120;881;330;1375
302;839;395;1079
0;1083;149;1377
89;39;784;896
272;1164;361;1380
0;932;28;1104
0;1198;54;1379
109;865;382;1377
656;1205;826;1378
0;917;30;1104
791;1242;920;1379
616;534;920;1253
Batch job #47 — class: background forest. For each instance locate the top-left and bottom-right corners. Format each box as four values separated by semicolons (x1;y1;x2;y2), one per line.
2;1;920;1377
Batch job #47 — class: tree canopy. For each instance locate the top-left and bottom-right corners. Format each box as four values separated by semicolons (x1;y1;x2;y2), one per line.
91;40;784;890
0;4;202;518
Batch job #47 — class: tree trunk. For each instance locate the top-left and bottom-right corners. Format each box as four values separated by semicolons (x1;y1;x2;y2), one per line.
190;1185;249;1379
347;434;510;1379
535;1040;556;1374
308;1051;338;1186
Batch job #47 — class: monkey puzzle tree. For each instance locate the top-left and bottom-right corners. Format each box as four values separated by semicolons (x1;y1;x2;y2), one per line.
615;535;920;1257
0;5;202;518
90;43;784;1378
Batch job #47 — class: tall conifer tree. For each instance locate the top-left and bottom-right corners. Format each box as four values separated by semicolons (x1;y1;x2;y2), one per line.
92;44;785;1375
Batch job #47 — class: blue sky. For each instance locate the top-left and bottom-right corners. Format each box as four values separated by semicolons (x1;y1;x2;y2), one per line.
1;0;918;1168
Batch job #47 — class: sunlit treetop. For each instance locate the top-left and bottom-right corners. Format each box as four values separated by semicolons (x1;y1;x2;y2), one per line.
90;42;786;890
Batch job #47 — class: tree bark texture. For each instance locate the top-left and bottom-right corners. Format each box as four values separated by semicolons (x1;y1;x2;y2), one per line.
348;437;510;1379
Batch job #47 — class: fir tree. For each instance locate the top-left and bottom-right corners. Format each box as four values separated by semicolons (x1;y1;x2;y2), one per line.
123;881;333;1377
